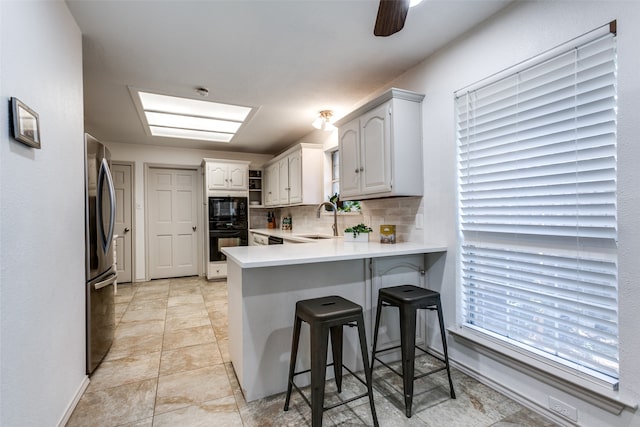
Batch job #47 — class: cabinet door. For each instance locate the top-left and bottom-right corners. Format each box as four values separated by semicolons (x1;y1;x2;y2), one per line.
264;163;279;206
228;164;248;190
207;163;228;190
371;255;426;354
338;118;361;198
287;150;302;204
360;102;392;195
277;157;290;205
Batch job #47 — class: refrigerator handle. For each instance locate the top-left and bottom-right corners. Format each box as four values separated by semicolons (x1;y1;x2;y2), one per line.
104;160;116;245
94;273;117;290
98;158;117;252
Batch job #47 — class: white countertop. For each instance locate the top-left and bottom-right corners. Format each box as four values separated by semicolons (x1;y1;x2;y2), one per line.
223;235;447;268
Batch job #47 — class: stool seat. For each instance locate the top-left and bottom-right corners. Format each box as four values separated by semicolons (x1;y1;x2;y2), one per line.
379;285;440;306
371;285;455;418
284;295;378;427
296;295;362;323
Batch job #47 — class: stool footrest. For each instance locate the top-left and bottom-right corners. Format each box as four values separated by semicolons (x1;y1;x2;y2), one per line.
372;344;444;362
372;356;403;377
414;366;447;380
324;392;370;410
291;362;336;379
289;364;372;412
372;344;449;381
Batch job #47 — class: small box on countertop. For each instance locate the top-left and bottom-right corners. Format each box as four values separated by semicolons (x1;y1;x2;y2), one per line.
281;215;292;231
380;224;396;244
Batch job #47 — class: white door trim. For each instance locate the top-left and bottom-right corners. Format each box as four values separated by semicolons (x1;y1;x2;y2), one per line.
112;161;135;283
144;163;204;281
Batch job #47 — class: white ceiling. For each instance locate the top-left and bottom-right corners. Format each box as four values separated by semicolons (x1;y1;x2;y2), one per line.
66;0;513;155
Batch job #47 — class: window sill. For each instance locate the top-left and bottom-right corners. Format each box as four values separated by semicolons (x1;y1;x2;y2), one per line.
449;325;637;414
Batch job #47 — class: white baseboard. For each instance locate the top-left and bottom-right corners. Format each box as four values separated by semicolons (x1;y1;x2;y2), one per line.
421;343;573;426
57;375;90;427
448;359;574;427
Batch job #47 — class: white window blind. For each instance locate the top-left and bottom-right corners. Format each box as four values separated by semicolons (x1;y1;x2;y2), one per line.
456;27;618;380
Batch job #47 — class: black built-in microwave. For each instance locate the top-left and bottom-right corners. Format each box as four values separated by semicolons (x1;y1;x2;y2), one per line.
208;196;247;227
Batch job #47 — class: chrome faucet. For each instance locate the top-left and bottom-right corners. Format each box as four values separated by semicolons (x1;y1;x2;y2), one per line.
317;202;338;236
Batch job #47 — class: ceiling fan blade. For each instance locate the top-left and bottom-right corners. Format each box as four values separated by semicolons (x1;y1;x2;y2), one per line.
374;0;410;37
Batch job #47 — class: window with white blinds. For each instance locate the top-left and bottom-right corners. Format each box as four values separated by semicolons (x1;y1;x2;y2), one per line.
456;25;618;381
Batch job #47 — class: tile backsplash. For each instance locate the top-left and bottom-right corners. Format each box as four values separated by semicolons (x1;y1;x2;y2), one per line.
249;197;423;243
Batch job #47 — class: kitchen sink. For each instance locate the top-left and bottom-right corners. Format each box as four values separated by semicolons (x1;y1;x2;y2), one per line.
295;234;335;240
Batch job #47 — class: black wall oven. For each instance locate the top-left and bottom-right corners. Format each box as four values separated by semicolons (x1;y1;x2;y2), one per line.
209;196;248;262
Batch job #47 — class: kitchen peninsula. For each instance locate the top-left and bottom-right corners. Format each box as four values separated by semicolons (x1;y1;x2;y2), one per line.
222;238;447;401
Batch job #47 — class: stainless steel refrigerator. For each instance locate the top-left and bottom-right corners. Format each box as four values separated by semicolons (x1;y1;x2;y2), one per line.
84;133;117;375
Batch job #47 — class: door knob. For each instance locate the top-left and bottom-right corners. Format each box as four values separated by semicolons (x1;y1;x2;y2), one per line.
124;227;130;233
192;226;197;231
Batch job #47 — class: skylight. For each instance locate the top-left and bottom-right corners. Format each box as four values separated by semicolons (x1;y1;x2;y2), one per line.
135;91;253;143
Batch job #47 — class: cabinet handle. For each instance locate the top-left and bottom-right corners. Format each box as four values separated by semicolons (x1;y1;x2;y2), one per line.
355;169;359;174
359;167;364;172
192;226;197;231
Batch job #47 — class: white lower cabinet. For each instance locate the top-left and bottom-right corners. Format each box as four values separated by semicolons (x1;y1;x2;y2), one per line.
249;232;269;246
369;254;426;356
208;261;227;280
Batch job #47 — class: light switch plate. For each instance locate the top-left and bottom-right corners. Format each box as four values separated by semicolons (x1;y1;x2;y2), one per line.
415;213;424;230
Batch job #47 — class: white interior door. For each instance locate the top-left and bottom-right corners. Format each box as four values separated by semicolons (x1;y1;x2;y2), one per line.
148;167;198;279
112;163;133;283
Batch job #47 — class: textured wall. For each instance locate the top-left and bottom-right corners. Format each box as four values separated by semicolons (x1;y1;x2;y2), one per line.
386;1;640;425
0;1;86;425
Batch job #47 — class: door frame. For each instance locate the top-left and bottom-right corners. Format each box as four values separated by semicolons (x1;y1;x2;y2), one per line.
144;163;204;281
112;161;136;283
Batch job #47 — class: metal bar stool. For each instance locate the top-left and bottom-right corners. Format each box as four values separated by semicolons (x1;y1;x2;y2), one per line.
370;285;455;418
284;295;379;427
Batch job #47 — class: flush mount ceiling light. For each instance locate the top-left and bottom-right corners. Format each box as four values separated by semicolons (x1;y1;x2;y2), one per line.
132;89;254;143
312;110;336;131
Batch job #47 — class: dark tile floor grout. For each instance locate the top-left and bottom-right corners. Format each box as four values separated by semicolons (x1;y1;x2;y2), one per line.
66;276;559;426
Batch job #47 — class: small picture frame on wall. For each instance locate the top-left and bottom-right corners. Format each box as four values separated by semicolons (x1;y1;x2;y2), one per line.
10;97;41;149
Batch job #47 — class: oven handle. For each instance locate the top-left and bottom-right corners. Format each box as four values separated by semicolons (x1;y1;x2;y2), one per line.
210;230;246;236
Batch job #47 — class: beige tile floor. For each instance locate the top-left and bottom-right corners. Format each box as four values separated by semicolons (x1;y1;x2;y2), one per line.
67;276;559;427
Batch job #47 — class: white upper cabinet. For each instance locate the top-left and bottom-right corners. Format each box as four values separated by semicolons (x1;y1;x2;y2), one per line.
336;88;424;200
287;149;303;204
203;159;250;192
277;156;290;205
263;143;323;207
338;119;361;197
264;162;279;206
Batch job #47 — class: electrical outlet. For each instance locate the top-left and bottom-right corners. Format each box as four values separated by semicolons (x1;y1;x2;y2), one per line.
549;396;578;422
415;213;424;230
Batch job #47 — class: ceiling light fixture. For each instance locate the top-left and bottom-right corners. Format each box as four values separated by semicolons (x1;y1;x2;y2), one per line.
133;90;253;143
312;110;336;131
